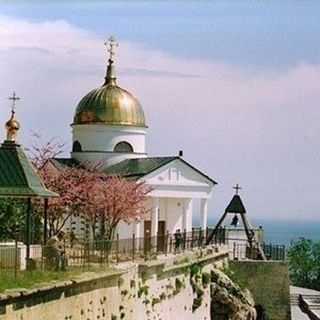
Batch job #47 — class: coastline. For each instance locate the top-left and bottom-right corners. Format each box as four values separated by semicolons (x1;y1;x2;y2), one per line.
203;217;320;248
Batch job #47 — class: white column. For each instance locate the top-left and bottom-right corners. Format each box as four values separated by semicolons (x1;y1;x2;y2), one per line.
133;221;141;238
151;197;159;237
200;198;208;230
182;199;193;232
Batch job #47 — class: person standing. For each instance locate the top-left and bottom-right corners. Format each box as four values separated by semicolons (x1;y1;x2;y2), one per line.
174;229;182;253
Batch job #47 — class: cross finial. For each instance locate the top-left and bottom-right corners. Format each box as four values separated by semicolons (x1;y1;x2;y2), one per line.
104;36;118;65
233;184;241;195
8;92;21;113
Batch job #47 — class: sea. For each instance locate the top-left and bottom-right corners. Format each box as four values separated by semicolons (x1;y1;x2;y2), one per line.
205;217;320;249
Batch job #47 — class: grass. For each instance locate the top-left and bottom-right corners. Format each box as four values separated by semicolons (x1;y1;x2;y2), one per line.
0;266;106;293
220;267;245;290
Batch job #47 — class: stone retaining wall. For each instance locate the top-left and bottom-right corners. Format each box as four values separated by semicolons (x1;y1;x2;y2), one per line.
0;245;229;320
230;260;291;320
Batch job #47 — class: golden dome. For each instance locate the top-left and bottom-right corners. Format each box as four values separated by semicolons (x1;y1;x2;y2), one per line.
73;38;146;127
5;110;20;142
73;78;146;127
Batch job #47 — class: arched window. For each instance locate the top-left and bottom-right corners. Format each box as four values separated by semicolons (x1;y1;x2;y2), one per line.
72;140;82;152
114;141;134;153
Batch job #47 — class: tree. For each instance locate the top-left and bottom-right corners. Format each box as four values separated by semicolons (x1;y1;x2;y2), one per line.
82;173;152;246
29;133;152;245
287;238;320;290
36;162;96;234
0;199;25;241
28;132;83;235
0;199;42;244
27;130;66;170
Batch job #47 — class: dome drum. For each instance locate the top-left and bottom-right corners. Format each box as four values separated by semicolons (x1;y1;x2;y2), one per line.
71;123;147;164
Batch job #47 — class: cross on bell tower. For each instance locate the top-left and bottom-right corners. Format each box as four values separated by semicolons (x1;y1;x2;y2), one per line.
105;36;118;65
233;184;241;195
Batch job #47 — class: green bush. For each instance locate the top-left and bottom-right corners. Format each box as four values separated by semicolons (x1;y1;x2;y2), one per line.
190;264;202;278
221;267;245;290
202;272;211;288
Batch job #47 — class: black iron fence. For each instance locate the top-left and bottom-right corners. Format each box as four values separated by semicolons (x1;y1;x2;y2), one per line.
231;241;285;261
262;243;286;260
0;227;226;279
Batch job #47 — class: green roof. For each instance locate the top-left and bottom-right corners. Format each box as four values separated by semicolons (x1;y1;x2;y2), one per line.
103;156;217;184
0;141;58;198
49;158;80;170
225;195;246;214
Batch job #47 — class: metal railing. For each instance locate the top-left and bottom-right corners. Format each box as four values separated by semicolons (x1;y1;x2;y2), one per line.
299;294;320;320
231;241;285;261
0;227;226;279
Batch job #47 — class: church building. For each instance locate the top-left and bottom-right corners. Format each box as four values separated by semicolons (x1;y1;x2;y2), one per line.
53;37;217;241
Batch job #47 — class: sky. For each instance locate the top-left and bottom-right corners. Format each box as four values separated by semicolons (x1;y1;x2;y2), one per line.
0;1;320;222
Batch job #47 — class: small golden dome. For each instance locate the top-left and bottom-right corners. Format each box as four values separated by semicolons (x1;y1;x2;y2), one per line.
73;37;146;127
5;110;20;142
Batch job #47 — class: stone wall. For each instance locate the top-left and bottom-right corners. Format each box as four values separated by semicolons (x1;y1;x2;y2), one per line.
0;245;229;320
229;260;291;320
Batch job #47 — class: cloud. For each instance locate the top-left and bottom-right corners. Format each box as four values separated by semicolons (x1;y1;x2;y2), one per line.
1;14;320;220
119;68;199;78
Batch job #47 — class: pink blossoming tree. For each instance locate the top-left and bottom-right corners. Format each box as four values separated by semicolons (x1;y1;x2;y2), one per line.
29;132;151;242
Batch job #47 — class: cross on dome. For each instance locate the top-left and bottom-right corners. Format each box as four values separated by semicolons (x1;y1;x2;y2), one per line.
233;184;242;195
104;36;118;65
8;92;21;113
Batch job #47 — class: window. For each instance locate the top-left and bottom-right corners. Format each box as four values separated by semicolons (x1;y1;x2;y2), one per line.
72;140;82;152
114;141;134;153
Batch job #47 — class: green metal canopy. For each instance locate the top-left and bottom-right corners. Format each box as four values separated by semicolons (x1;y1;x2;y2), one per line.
0;94;58;260
0;141;57;198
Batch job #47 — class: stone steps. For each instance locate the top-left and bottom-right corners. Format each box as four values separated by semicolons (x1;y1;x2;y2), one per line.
298;294;320;320
290;294;300;306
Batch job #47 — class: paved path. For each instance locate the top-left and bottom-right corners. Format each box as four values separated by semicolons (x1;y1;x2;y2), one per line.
290;286;320;320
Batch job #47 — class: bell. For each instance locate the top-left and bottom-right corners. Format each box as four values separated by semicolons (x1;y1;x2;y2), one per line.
230;214;239;227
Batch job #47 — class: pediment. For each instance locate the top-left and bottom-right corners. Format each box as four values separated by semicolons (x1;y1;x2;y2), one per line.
140;158;214;188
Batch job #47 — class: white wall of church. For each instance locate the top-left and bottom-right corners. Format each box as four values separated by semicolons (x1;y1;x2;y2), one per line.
116;221;134;239
142;197;189;235
165;198;183;234
158;198;167;221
